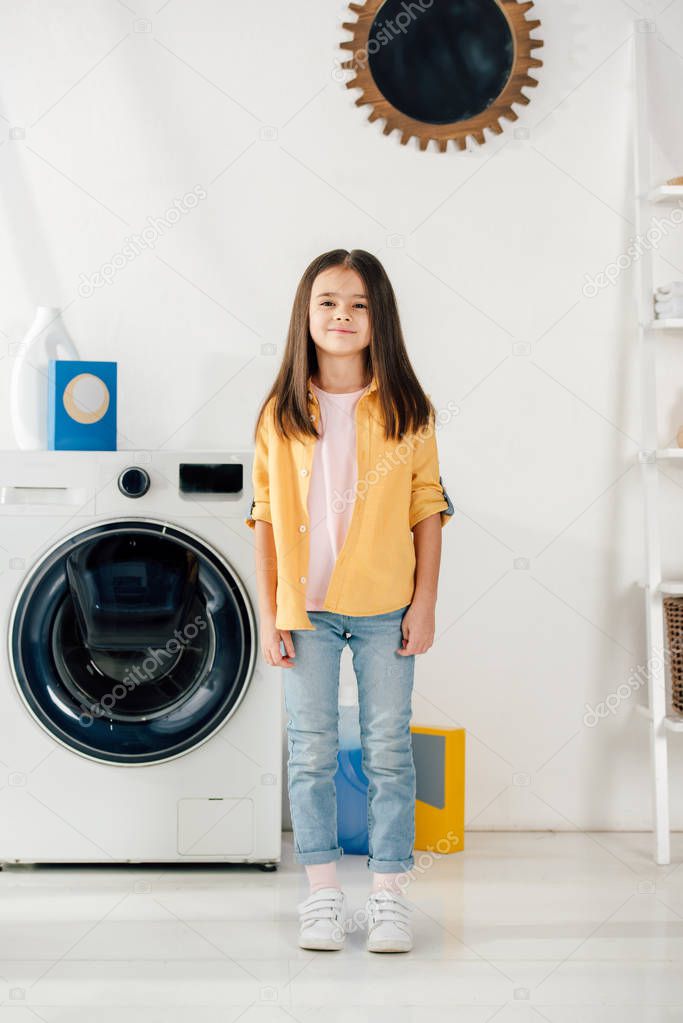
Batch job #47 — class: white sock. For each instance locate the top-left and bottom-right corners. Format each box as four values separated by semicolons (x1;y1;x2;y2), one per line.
305;861;341;894
371;871;406;895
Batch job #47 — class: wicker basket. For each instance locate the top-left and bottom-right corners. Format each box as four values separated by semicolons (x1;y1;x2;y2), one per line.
663;596;683;714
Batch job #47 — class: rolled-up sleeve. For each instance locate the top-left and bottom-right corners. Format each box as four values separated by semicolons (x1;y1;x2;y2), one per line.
408;412;455;531
245;407;272;530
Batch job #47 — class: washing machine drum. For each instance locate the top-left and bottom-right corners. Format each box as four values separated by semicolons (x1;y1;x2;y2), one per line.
10;521;255;765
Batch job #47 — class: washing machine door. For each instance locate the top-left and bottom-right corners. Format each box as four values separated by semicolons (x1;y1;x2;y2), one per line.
9;520;256;765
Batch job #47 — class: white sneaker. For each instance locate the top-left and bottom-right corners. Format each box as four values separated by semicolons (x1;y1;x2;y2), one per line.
297;887;346;950
365;889;413;953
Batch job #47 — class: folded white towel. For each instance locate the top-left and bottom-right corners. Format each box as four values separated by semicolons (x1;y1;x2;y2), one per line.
654;306;683;319
655;299;683;318
656;281;683;298
655;310;683;321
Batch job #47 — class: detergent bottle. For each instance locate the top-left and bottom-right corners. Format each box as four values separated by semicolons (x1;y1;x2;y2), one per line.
338;674;361;750
10;306;80;449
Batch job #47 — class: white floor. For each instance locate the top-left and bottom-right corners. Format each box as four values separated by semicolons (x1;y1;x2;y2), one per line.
1;832;683;1020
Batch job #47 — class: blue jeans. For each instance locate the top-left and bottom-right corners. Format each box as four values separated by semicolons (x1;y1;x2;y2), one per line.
283;604;416;873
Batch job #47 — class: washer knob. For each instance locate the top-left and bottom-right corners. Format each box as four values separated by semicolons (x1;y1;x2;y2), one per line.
118;466;150;499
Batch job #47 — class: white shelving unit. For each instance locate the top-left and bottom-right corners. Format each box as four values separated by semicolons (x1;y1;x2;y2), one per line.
634;24;683;865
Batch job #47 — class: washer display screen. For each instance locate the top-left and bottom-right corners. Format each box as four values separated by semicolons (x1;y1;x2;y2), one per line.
10;521;255;765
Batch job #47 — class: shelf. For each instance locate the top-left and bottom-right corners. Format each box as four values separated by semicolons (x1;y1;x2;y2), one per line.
649;319;683;330
646;185;683;203
637;579;683;593
658;581;683;594
636;704;683;732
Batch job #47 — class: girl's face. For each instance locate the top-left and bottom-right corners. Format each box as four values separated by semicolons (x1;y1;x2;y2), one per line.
308;266;371;358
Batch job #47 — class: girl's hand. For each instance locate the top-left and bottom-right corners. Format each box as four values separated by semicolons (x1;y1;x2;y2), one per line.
396;599;435;656
261;618;297;668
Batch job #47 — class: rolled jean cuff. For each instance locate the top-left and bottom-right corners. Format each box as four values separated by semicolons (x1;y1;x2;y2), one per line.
293;846;344;866
367;855;414;873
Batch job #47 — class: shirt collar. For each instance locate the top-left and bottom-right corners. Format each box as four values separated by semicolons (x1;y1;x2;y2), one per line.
306;372;378;396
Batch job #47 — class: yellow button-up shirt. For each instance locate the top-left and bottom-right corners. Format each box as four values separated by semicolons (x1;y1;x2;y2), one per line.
245;373;454;631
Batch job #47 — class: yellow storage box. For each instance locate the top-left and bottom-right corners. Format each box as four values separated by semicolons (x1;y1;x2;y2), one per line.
411;726;465;854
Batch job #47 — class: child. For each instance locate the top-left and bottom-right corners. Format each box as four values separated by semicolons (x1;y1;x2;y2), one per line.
245;248;454;953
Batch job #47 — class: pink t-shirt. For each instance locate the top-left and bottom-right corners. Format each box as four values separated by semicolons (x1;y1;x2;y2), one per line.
305;381;369;611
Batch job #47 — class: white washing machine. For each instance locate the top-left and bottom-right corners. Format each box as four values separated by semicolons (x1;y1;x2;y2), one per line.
0;450;281;867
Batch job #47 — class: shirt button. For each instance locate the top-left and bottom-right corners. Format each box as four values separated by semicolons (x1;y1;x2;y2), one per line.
300;467;308;476
300;576;306;584
299;524;306;532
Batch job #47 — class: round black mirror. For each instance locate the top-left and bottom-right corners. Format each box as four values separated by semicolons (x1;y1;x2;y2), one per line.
369;0;514;125
341;0;543;151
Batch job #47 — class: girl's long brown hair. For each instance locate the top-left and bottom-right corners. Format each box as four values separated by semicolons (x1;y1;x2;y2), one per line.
252;248;436;444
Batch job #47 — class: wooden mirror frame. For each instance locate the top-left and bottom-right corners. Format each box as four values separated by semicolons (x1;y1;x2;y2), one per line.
340;0;543;153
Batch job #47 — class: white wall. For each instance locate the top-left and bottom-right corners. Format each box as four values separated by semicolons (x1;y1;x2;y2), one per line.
1;0;682;832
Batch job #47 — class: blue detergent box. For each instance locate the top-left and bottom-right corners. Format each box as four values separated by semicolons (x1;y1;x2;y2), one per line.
48;360;117;451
